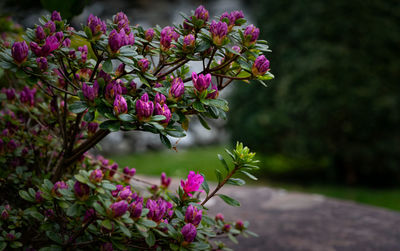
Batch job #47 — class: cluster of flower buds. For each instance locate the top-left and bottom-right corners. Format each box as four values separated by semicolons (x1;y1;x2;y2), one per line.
74;181;90;201
110;200;129;218
136;93;154;121
19;86;37;106
145;28;155;42
181;223;197;243
183;34;196;52
113;95;128;116
194;5;209;26
244;24;260;46
210;21;228;46
169;77;185;99
11;41;28;64
252;55;270;76
82;81;99;102
87;122;99;135
52;181;68;197
87;14;107;39
108;12;134;53
185;205;202;226
138;58;150;72
154;96;172;125
128;197;143;219
220;10;244;31
89;169;104;183
146;198;173;222
105;81;122;102
180;171;204;197
160;26;179;51
123;166;136;182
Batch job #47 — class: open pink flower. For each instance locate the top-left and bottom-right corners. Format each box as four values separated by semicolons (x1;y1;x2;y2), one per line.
180;171;204;197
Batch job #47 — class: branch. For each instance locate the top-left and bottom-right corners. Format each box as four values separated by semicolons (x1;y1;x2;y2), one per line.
156;59;189;80
201;165;240;206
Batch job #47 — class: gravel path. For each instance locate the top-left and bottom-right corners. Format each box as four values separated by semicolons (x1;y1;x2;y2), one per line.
133;177;400;251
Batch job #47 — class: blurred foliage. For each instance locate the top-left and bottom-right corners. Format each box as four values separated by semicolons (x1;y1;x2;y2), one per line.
0;0;89;20
228;0;400;186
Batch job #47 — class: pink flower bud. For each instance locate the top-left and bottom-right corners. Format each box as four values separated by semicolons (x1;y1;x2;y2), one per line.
244;24;260;46
161;172;171;188
181;223;197;242
51;11;62;22
155;103;172;125
110;200;128;218
113;95;128;116
74;181;90;200
145;28;155;42
210;21;228;46
89;169;104;183
11;41;28;64
180;171;204;197
138;58;150;72
169;77;185;99
194;5;209;22
252;55;270;76
185;205;202;226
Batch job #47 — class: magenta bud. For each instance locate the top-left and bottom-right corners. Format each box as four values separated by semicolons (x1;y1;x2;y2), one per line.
62;38;71;47
138;58;150;72
82;81;99;102
183;34;195;52
223;224;231;232
11;41;28;64
114;95;128;116
185;205;202;226
113;12;129;25
83;208;96;222
129;199;143;219
36;57;48;71
215;213;224;222
116;63;125;76
235;220;245;230
154;92;166;105
206;83;219;99
169;77;185;98
5;88;16;100
51;11;62;21
100;243;113;251
45;21;56;34
35;191;44;203
109;29;123;52
105;81;122;101
109;163;118;177
192;72;211;94
146;198;170;222
161;172;171;188
1;209;9;220
88;122;98;134
52;181;68;197
5;233;15;241
180;171;204;197
112;184;123;197
110;200;129;218
155;103;172;125
35;26;45;41
74;181;90;200
89;169;104;183
210;21;228;46
244;24;260;46
194;5;209;22
181;223;197;243
19;86;36;106
160;26;178;51
87;14;107;38
136;93;154;121
145;28;155;41
252;55;270;76
55;31;63;41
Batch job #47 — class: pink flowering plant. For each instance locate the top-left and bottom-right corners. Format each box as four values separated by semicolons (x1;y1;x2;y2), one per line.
0;6;272;250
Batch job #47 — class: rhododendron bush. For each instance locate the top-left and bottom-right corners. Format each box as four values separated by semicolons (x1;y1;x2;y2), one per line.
0;6;272;250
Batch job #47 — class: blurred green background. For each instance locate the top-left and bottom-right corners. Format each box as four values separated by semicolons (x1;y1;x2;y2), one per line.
1;0;399;211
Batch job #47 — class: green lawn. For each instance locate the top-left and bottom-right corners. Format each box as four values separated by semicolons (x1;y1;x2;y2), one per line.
109;145;400;212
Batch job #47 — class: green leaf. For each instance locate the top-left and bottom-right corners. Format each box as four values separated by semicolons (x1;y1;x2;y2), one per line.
19;190;34;202
118;114;135;122
205;99;229;112
140;219;157;228
103;59;113;73
240;170;258;180
119;224;131;238
102;182;116;190
218;154;230;173
46;231;63;244
228;233;238;244
151;115;167;122
218;194;240;207
145;231;156;247
99;120;120;131
198;115;211;130
214;169;223;184
92;202;106;216
226;178;246;186
66;203;79;217
166;130;186;138
193;101;206;112
201;175;210;195
69;101;88;113
0;242;6;251
84;111;95;122
84;26;92;39
101;219;113;230
160;134;171;149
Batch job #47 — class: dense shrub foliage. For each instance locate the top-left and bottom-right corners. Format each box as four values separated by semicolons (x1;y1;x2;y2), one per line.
0;6;272;250
229;0;400;186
